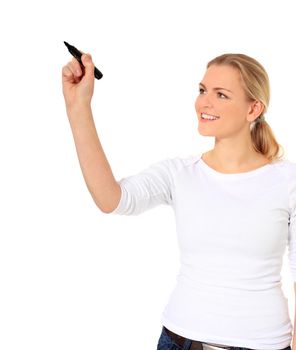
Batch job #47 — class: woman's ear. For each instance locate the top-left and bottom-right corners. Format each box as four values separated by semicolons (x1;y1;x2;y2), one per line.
247;100;264;123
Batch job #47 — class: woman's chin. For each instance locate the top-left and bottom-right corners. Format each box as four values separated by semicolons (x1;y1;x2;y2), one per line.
197;127;216;137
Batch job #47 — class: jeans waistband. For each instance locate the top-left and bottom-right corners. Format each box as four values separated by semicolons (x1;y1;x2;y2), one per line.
163;327;231;350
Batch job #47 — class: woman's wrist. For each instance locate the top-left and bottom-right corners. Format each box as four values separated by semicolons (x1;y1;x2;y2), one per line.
66;103;92;117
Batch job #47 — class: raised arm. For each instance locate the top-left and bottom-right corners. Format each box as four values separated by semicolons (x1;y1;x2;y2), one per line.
61;53;121;213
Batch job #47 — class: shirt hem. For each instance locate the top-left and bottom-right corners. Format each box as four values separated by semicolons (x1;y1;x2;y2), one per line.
160;315;291;350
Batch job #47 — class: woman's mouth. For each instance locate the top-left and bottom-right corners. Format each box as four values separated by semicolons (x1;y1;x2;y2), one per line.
200;113;220;122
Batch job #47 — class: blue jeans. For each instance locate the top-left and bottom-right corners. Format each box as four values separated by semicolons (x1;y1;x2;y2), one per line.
156;326;292;350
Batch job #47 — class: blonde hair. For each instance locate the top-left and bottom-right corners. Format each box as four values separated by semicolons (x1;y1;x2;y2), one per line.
206;53;284;162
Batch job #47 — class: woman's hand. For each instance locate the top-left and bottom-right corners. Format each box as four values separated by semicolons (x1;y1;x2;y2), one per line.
62;53;95;111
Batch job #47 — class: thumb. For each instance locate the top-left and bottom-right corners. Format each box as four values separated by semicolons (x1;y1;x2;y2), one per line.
81;53;94;79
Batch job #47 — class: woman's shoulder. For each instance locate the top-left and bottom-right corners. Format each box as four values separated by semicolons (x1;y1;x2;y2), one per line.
278;157;296;173
165;152;202;171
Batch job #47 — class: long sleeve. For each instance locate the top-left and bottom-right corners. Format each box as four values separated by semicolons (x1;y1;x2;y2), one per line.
109;157;175;216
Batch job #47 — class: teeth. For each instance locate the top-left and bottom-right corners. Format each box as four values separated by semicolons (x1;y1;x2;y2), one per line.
201;113;220;120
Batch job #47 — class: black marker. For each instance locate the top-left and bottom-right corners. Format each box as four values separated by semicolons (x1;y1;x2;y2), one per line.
64;41;103;80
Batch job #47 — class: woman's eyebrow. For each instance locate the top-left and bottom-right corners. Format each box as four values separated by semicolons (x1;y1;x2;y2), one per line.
199;82;233;93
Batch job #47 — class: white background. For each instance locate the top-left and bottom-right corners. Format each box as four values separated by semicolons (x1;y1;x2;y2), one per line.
1;0;296;349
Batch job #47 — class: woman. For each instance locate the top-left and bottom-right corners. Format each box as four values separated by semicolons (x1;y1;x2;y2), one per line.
62;52;296;350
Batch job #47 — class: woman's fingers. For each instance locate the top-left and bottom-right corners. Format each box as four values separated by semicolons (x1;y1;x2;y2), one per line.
62;62;80;84
72;57;83;76
62;65;74;82
62;65;72;78
66;61;82;79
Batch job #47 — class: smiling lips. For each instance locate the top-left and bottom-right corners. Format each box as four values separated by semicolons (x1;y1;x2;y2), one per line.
201;113;220;121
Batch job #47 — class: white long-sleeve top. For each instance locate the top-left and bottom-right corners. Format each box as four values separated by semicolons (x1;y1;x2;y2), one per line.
109;152;296;349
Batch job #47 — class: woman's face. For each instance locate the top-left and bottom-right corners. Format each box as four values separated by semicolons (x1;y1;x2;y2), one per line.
195;64;260;137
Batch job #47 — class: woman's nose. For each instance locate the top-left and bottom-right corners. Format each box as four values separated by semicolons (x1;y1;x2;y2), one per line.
203;93;214;106
197;94;213;109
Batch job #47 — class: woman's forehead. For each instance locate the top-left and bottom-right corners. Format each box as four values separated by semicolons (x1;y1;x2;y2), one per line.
202;65;243;90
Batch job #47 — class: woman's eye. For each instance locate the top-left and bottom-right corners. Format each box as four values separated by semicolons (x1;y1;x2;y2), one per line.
199;88;227;99
218;92;227;99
